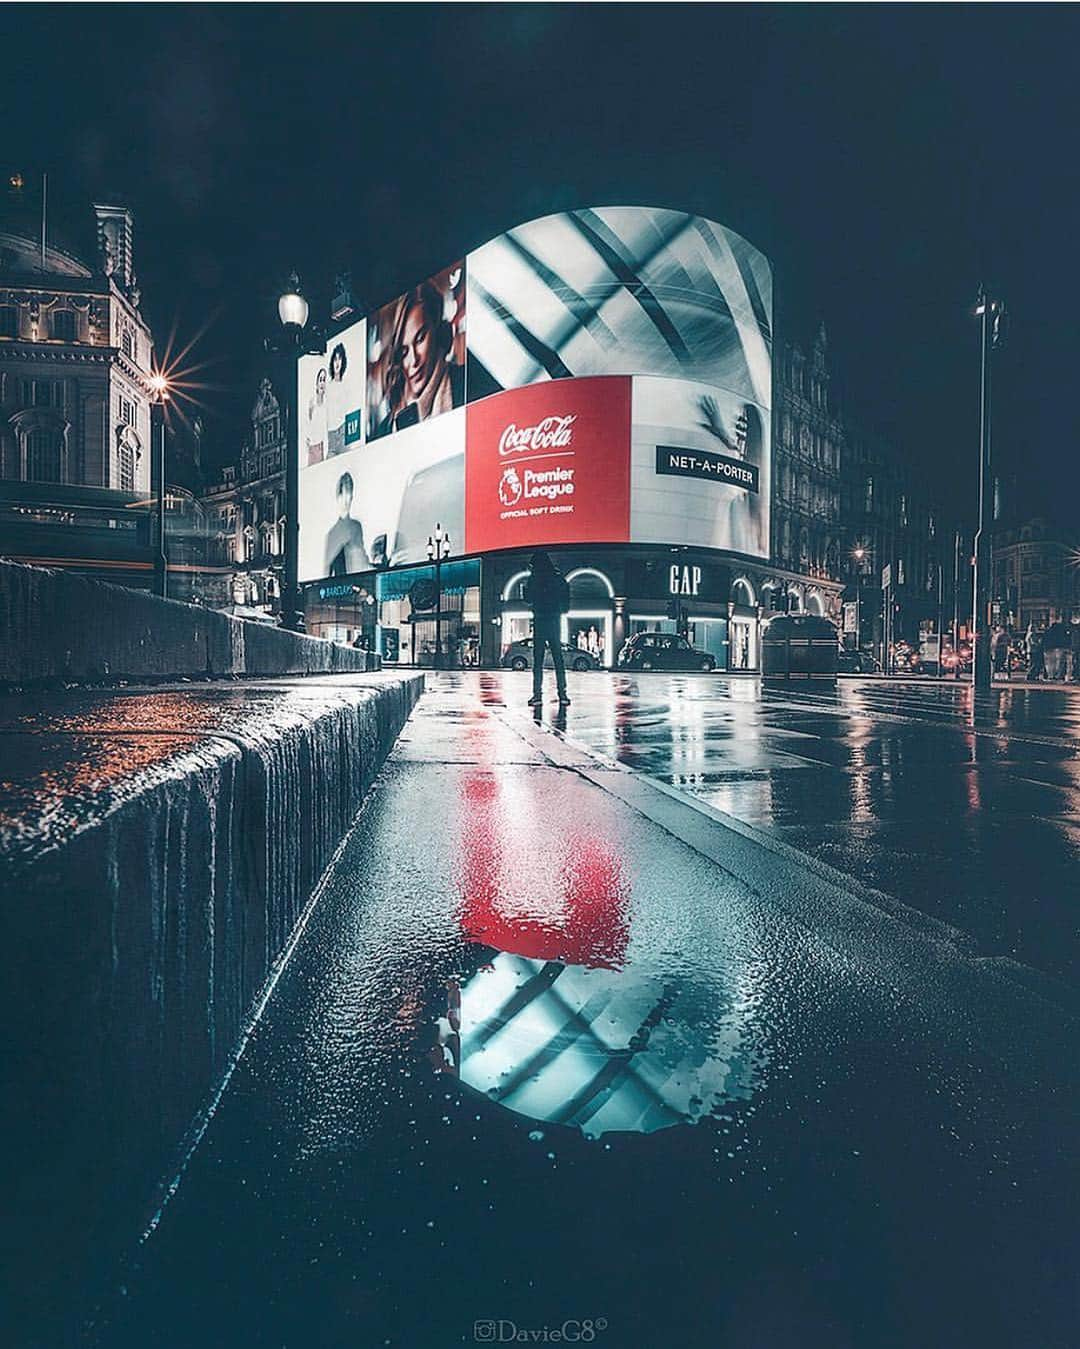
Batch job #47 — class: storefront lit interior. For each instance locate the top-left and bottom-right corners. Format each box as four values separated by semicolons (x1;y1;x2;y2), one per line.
305;547;839;671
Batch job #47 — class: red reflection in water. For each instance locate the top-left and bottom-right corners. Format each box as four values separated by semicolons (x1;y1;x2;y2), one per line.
457;767;629;969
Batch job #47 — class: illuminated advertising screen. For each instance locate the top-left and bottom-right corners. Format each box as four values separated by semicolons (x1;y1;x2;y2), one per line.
466;207;771;409
297;351;327;469
366;262;466;441
465;377;630;553
630;375;769;558
298;411;464;582
324;317;365;458
298;207;772;581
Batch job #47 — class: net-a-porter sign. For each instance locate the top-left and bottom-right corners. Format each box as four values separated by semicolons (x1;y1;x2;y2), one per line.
655;445;760;493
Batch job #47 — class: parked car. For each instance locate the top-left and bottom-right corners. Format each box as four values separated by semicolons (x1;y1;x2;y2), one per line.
501;640;599;672
941;642;973;674
837;647;881;675
617;632;717;672
891;640;922;674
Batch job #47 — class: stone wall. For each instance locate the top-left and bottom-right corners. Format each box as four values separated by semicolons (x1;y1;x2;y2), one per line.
1;672;422;1340
0;558;379;685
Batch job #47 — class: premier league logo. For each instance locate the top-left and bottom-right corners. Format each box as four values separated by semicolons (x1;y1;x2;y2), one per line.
499;465;523;506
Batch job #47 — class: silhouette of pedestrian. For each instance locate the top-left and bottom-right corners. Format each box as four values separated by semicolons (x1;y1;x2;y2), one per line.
525;552;570;707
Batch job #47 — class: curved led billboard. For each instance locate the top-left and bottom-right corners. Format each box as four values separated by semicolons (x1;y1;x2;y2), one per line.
298;207;771;583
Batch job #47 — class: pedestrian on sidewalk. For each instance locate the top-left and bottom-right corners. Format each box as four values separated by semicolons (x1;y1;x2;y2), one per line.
525;551;570;707
1026;623;1046;681
1069;619;1080;682
991;626;1007;677
1043;620;1069;681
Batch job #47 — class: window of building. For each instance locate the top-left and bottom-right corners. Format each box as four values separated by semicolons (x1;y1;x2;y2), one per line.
898;494;908;528
19;379;59;408
50;309;76;342
865;476;874;513
119;396;136;428
121;328;135;359
26;428;62;483
118;439;136;490
0;306;17;338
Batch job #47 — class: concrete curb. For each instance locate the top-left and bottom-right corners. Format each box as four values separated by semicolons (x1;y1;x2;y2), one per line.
0;673;423;1343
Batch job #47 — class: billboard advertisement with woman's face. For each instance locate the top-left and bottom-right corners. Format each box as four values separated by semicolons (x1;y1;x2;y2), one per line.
324;317;365;458
298;351;328;470
366;262;466;441
298;207;772;581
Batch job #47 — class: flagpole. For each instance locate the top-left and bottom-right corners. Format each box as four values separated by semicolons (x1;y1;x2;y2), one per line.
40;173;47;269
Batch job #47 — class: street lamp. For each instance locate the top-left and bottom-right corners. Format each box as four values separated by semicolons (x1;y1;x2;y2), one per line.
274;271;310;632
149;371;170;598
427;523;451;669
851;546;866;655
972;284;1007;695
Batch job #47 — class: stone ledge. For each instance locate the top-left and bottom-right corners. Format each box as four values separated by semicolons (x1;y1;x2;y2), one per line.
0;672;422;1339
0;558;380;686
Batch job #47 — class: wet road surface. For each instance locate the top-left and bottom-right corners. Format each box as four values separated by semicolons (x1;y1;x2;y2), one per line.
98;677;1079;1349
530;670;1080;987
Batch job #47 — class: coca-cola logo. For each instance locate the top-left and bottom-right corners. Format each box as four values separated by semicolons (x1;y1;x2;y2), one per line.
498;414;576;456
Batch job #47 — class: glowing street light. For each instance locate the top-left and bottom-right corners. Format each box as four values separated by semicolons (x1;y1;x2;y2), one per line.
148;369;171;597
427;523;452;669
277;273;309;331
971;284;1007;697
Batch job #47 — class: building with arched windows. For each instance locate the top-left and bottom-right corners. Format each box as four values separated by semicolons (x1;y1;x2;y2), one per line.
0;188;163;586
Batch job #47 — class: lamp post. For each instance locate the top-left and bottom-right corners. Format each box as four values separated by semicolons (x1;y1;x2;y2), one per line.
274;273;310;632
852;546;866;653
972;285;1006;695
149;372;169;598
427;523;451;669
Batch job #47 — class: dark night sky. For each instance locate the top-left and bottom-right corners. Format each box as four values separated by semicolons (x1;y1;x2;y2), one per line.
4;3;1079;521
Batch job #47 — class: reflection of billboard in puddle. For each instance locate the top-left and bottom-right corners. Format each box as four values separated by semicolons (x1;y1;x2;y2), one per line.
455;951;759;1137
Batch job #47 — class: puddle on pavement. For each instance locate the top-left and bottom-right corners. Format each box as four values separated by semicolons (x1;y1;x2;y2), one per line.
433;951;760;1137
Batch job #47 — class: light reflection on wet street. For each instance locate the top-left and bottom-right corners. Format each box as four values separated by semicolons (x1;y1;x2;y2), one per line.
101;676;1079;1349
537;670;1080;985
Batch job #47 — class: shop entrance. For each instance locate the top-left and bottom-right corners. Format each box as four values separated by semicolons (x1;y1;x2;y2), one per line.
729;614;758;670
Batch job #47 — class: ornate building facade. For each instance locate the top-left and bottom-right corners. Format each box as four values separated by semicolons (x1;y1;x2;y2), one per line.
775;321;967;659
771;324;844;608
200;378;287;614
992;518;1080;631
0;195;160;585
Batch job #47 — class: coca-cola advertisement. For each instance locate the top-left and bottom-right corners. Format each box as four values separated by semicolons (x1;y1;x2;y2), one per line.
465;376;631;552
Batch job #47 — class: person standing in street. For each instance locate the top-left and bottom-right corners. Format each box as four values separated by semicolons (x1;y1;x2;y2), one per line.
1027;623;1046;681
1043;620;1069;680
991;626;1007;678
525;551;570;707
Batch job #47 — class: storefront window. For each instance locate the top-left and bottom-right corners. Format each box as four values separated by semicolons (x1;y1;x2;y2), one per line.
376;558;481;667
688;617;729;664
